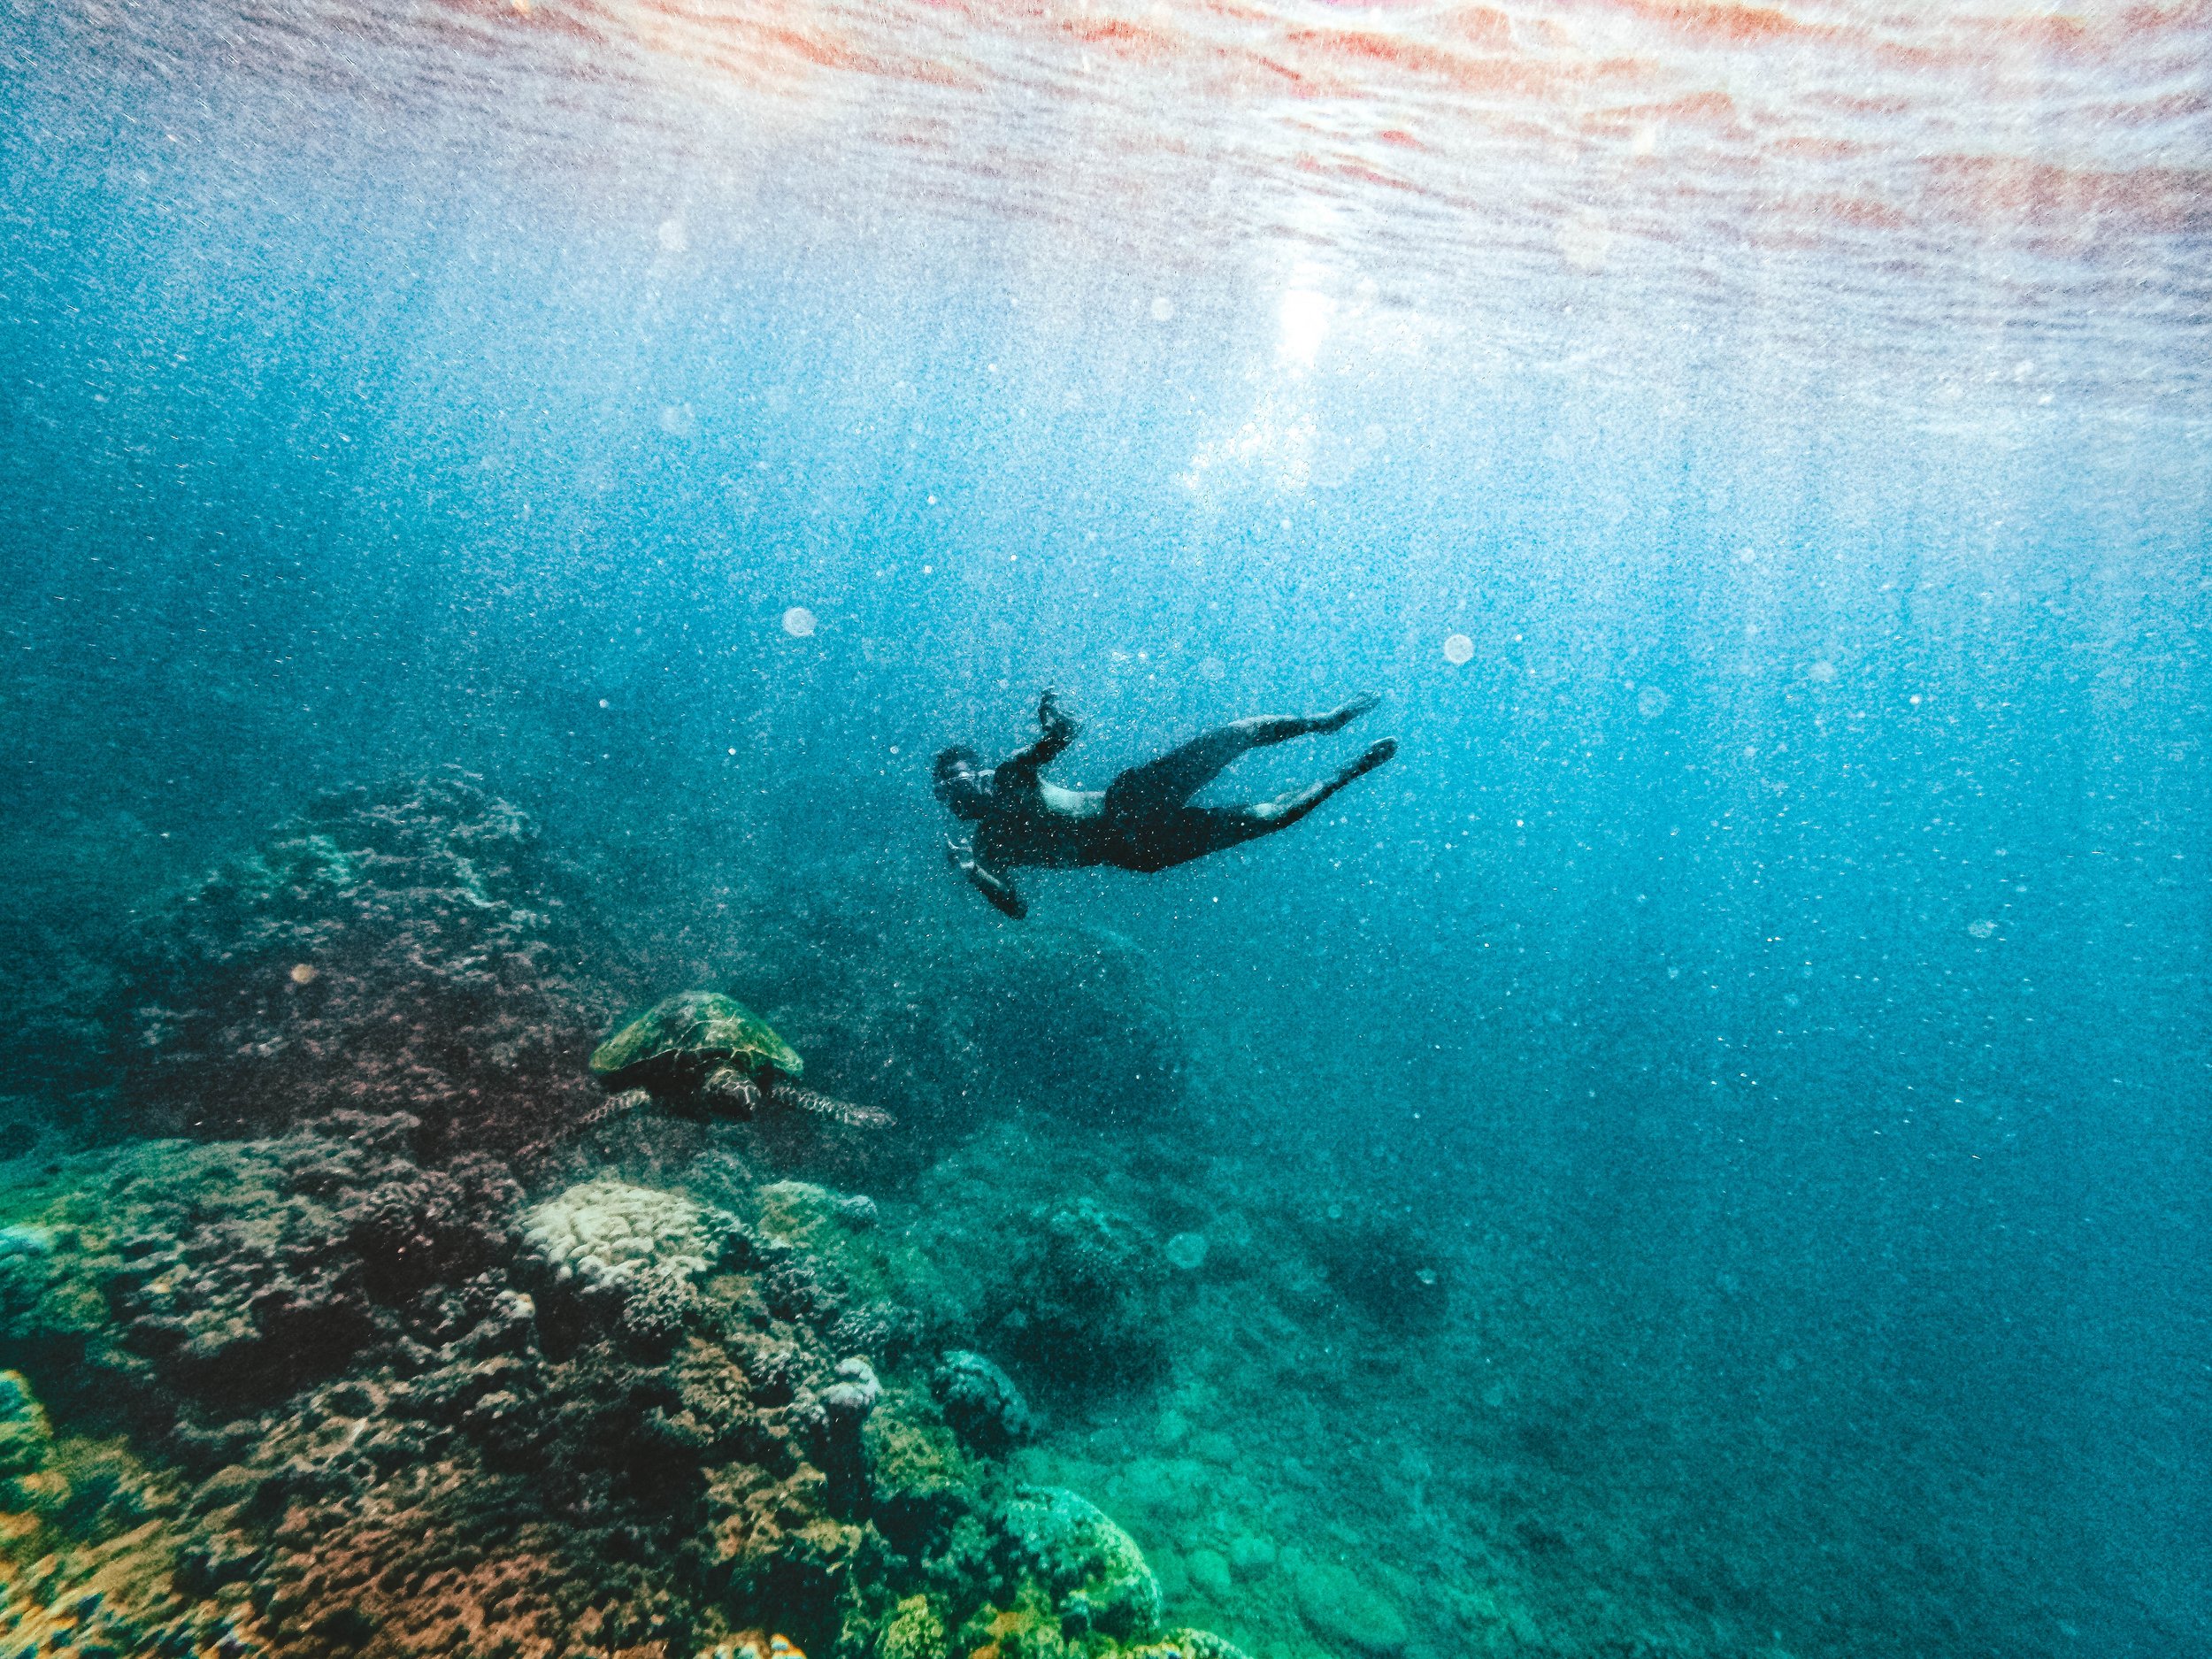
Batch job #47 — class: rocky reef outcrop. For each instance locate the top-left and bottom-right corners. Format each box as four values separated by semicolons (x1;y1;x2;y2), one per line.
987;1198;1172;1396
106;768;608;1161
0;1115;1249;1659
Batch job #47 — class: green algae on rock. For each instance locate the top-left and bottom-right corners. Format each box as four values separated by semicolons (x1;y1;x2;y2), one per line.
876;1593;950;1659
998;1485;1163;1642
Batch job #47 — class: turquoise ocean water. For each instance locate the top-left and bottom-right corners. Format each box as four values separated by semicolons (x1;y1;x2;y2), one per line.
1;3;2206;1656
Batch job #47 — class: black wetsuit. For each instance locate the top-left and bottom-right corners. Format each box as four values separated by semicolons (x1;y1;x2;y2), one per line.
936;690;1395;918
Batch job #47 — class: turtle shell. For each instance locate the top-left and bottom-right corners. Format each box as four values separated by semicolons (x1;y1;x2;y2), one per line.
588;990;804;1090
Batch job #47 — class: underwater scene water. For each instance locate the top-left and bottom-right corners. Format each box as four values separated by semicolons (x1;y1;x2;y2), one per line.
2;3;2208;1657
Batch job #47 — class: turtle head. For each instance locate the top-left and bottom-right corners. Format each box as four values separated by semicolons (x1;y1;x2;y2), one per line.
933;745;993;821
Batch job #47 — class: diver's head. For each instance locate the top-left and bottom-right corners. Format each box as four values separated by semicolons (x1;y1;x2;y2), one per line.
933;745;992;819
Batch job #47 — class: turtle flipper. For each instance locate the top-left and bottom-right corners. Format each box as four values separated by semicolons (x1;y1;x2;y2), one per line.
780;1085;895;1130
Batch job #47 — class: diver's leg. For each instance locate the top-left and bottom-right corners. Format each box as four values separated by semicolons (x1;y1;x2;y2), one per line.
1103;695;1382;819
1233;737;1399;833
1121;739;1398;869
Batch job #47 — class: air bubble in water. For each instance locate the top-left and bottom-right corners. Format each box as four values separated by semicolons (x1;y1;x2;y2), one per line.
1441;633;1474;664
781;606;817;638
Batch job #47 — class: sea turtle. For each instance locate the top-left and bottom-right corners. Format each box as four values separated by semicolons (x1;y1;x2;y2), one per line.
588;990;892;1129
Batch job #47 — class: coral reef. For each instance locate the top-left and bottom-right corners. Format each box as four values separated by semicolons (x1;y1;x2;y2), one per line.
6;773;1870;1659
932;1350;1034;1454
106;768;608;1160
0;1115;1256;1659
996;1486;1162;1642
525;1175;736;1293
988;1199;1171;1396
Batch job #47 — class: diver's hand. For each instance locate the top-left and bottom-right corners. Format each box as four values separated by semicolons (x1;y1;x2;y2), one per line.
947;839;1027;919
1038;687;1079;741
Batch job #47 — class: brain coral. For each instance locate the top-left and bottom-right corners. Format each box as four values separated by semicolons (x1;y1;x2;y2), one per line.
523;1177;735;1293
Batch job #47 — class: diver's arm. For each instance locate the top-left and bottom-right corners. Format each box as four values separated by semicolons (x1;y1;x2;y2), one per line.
993;688;1079;791
945;839;1028;920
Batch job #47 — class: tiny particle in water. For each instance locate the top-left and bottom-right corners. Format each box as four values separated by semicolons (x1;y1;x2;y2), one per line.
599;698;609;709
1808;659;1837;683
1968;919;1996;939
657;218;687;253
289;963;318;985
1442;633;1474;664
781;606;817;638
1151;296;1175;321
1638;686;1671;718
1414;1267;1438;1286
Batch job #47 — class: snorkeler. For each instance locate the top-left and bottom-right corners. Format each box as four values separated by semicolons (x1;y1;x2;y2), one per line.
935;689;1396;918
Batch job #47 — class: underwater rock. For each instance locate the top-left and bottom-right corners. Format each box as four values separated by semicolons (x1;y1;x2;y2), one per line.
834;1192;880;1229
1294;1558;1410;1656
997;1485;1163;1641
822;1355;883;1417
1186;1545;1233;1601
66;1114;520;1416
1163;1231;1208;1272
0;1117;949;1657
990;1197;1169;1394
108;767;607;1160
816;1356;883;1509
860;1386;981;1559
1224;1531;1277;1581
0;1110;1267;1659
931;1348;1034;1452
